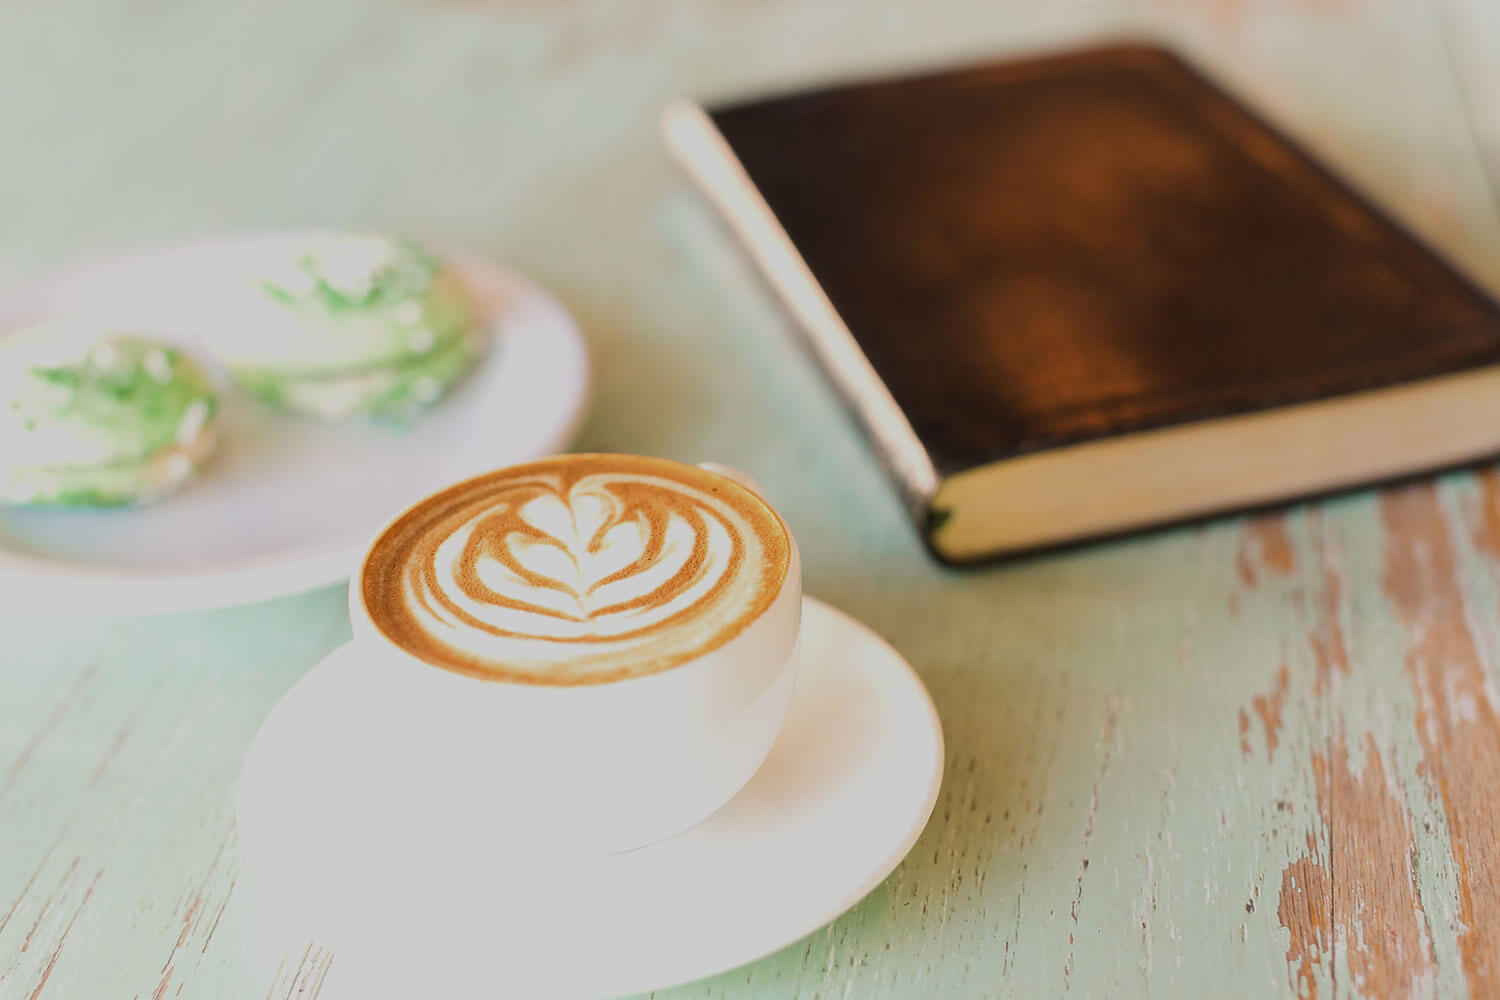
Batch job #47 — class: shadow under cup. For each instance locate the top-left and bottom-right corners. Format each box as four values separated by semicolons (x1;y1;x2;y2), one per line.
347;537;803;859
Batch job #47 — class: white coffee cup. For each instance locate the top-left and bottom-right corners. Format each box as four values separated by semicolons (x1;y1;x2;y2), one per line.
345;457;802;857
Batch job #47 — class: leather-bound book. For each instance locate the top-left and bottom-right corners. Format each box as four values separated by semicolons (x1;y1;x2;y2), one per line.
663;43;1500;564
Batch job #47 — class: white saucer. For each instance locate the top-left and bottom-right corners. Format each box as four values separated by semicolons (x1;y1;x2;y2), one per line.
0;234;590;614
236;597;944;1000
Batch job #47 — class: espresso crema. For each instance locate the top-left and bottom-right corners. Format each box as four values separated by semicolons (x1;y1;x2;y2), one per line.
360;455;792;684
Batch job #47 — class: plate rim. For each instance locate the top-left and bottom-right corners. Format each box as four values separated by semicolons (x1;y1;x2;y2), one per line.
0;232;592;615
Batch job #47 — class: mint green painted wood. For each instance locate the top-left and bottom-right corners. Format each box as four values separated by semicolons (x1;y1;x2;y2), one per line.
2;1;1499;997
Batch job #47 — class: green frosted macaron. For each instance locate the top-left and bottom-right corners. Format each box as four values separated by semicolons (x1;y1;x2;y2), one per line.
217;234;485;421
0;330;219;507
231;324;485;422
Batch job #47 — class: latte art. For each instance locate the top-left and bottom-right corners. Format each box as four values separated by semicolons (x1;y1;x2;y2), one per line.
360;455;792;684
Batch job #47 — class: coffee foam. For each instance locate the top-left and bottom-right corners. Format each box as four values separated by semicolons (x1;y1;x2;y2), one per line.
360;455;792;685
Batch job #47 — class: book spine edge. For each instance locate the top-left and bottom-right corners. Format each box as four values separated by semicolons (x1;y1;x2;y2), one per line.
658;99;942;526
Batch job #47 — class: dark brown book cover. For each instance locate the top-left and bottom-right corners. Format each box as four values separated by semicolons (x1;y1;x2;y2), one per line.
664;43;1500;562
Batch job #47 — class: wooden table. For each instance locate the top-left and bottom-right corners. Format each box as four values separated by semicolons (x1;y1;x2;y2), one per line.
2;1;1499;996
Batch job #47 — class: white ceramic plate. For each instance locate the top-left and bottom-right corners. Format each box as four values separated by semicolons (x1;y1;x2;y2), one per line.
237;597;945;1000
0;235;590;615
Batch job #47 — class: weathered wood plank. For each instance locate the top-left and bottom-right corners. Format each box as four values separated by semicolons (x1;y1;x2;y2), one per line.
0;591;351;998
1378;485;1500;996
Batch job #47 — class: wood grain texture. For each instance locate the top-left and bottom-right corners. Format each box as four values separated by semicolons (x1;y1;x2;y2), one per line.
0;0;1498;997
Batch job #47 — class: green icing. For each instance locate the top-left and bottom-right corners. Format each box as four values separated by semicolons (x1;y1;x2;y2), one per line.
3;447;205;507
249;236;481;377
362;327;485;421
8;336;217;464
261;237;444;313
232;328;485;423
1;333;218;507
